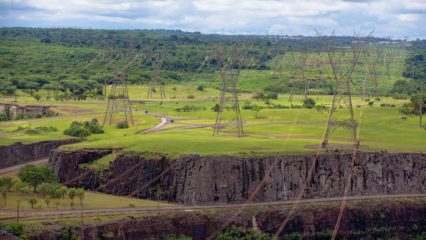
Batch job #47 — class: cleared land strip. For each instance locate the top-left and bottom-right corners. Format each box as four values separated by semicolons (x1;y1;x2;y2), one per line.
1;193;425;221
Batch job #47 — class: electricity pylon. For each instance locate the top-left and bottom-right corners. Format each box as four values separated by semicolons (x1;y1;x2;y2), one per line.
147;50;167;99
103;54;140;126
289;46;311;102
103;71;134;126
322;38;362;148
213;44;249;137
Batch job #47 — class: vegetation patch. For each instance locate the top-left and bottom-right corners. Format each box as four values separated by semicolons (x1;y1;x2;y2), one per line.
64;118;104;138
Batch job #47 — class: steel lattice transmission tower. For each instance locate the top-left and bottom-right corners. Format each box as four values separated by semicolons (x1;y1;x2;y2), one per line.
103;71;134;126
322;38;362;148
213;44;249;137
147;51;166;99
103;53;141;126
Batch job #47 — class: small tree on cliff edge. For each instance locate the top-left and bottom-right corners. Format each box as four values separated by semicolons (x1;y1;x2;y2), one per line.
18;165;56;193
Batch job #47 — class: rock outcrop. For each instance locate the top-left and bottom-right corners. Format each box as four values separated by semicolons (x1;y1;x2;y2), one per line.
33;199;426;240
0;139;80;169
49;150;426;205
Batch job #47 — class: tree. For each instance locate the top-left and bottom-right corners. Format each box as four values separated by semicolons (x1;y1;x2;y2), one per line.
18;165;56;193
212;103;220;112
45;198;51;208
27;198;37;209
0;176;16;207
256;105;265;118
302;98;316;109
68;188;77;202
75;188;85;208
0;176;16;192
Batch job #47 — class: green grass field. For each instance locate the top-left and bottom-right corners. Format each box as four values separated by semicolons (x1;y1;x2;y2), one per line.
1;84;424;157
0;191;171;211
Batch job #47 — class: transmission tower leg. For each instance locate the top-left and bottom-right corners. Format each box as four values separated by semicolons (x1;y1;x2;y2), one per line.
214;85;227;136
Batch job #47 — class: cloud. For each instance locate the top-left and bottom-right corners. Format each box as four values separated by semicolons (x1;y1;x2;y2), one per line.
0;0;424;39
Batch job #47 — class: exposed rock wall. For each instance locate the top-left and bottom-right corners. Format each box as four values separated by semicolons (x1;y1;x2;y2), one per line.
33;200;426;240
0;139;80;169
49;149;112;189
49;150;426;205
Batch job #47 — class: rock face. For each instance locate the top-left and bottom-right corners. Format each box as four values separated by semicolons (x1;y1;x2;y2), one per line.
33;200;426;240
50;150;426;205
49;148;112;189
0;139;80;169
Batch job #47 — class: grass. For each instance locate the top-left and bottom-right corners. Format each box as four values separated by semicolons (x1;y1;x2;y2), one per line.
0;191;172;211
1;82;425;156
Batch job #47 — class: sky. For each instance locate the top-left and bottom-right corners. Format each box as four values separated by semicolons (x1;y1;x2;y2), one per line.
0;0;425;39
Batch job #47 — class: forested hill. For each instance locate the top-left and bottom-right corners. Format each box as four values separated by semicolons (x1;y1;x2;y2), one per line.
0;27;389;49
0;27;411;100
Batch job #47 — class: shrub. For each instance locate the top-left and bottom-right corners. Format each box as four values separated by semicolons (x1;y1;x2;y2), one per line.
253;92;278;100
175;105;203;112
187;95;195;99
64;118;104;137
302;98;316;109
116;121;129;129
3;223;26;239
196;85;204;91
0;113;10;121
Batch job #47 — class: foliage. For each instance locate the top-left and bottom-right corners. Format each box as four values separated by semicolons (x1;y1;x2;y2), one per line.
116;121;129;129
0;176;16;192
0;80;17;95
166;235;192;240
18;165;56;192
0;113;10;121
391;80;412;95
302;98;316;109
253;92;278;100
3;223;27;239
217;226;270;240
196;85;204;91
64;118;104;137
57;227;78;240
27;198;37;208
400;94;426;115
38;183;68;199
176;105;204;112
212;103;220;112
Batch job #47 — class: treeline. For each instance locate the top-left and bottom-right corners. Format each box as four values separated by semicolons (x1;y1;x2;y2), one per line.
0;28;405;99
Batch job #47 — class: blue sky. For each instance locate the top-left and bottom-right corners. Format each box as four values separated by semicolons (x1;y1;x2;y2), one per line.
0;0;425;39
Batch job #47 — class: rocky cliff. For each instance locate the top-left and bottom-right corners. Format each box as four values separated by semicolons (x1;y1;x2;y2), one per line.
49;150;426;205
32;199;426;240
0;139;80;169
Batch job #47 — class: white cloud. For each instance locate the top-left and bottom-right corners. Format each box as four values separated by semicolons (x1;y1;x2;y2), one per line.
0;0;424;38
397;14;419;22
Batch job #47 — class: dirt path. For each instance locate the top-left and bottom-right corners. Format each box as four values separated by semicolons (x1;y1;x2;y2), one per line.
1;193;425;221
137;112;172;134
0;158;48;175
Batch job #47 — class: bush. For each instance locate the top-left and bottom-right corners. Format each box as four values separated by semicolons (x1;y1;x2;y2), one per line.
175;105;203;112
302;98;316;109
196;85;204;91
0;113;10;121
64;118;104;137
253;92;278;100
187;95;195;99
116;121;129;129
3;223;26;239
